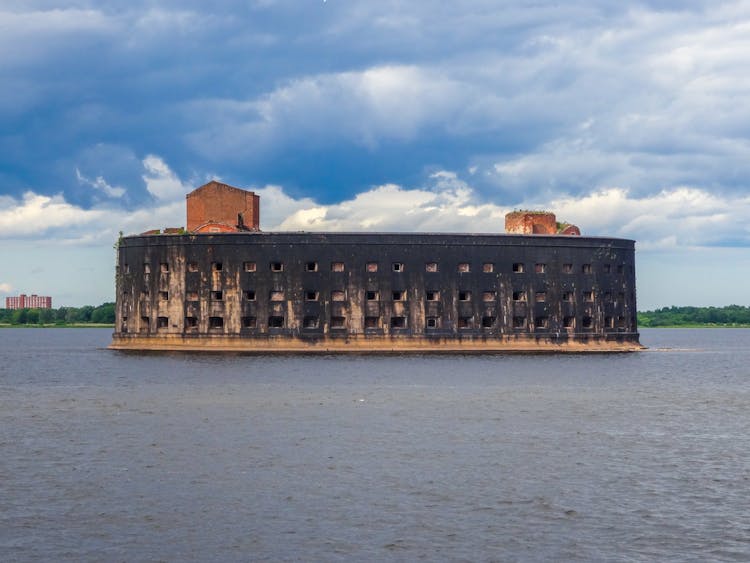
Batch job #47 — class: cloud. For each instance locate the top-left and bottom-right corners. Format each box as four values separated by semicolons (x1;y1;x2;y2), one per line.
142;154;192;201
0;282;13;293
76;168;126;198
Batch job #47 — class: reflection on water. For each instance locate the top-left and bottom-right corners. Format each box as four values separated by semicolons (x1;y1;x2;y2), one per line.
1;328;749;561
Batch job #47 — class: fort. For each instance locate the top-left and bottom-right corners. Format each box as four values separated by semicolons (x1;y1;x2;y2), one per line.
110;181;641;352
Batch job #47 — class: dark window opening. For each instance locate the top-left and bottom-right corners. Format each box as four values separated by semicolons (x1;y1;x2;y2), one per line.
244;262;256;272
425;262;438;272
159;291;168;301
458;291;471;301
604;264;612;273
426;317;439;328
212;262;223;271
160;263;169;273
393;263;404;272
331;262;345;272
367;262;378;273
483;291;496;302
365;316;379;329
187;291;198;301
332;290;346;301
209;316;224;328
582;316;593;329
563;316;575;329
563;291;574;302
512;263;524;273
562;263;573;273
482;316;496;328
242;316;257;328
143;264;151;274
271;262;283;272
535;316;549;329
188;262;198;272
392;290;406;301
582;264;592;274
391;316;407;328
244;290;256;301
305;291;319;301
366;291;379;301
605;316;614;328
268;316;284;328
185;316;198;328
123;264;130;274
212;291;223;300
535;291;546;302
513;316;527;329
305;262;318;272
535;263;547;274
483;263;494;273
157;316;168;328
512;291;526;302
458;262;470;273
458;316;473;329
140;316;149;330
330;316;346;328
303;316;319;329
584;291;594;302
426;290;440;301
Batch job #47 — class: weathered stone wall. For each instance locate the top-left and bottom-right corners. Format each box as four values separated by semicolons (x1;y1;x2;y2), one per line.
113;232;640;351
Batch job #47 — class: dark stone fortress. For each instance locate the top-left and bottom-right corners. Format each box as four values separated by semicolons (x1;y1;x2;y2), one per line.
111;181;641;352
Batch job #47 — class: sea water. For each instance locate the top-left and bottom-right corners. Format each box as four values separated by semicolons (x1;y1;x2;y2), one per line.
1;328;748;561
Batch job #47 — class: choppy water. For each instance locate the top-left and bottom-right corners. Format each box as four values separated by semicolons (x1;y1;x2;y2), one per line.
1;328;749;562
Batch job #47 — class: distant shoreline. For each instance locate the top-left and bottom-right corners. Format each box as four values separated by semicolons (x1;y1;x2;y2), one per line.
0;324;114;329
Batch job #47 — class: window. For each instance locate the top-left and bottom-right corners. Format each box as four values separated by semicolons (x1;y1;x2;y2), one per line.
604;264;612;273
366;291;379;301
244;290;256;301
141;289;150;298
458;290;472;301
482;316;496;328
332;290;346;301
331;262;345;272
211;291;223;300
582;316;593;329
535;263;547;274
617;315;626;328
242;316;257;328
582;264;592;274
458;316;473;329
426;290;440;301
212;262;223;271
140;316;150;331
535;291;546;302
188;262;199;272
123;264;130;274
305;262;318;272
244;262;256;272
393;262;404;272
391;316;407;328
392;290;406;301
268;316;284;328
535;316;549;329
483;263;494;273
605;316;614;328
584;291;594;302
187;291;198;301
482;291;496;302
458;262;470;273
160;263;169;273
270;291;285;301
159;291;169;301
426;317;440;329
563;291;574;302
617;264;624;274
143;264;151;274
367;262;378;273
512;291;526;302
303;316;319;329
365;316;379;329
185;316;198;328
562;263;573;274
271;262;283;272
563;316;575;329
157;316;168;328
209;316;224;329
305;291;319;301
330;316;346;328
513;316;527;329
512;263;524;273
425;262;438;272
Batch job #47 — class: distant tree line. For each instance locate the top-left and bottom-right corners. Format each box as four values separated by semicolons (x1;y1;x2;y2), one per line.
0;303;115;326
638;305;750;327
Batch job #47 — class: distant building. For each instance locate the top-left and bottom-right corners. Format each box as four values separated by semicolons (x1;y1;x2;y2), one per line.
5;294;52;310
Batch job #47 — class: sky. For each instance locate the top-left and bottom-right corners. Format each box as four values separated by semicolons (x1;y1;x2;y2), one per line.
1;0;750;309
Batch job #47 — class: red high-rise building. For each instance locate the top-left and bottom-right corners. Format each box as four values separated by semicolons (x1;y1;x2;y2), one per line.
5;294;52;309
